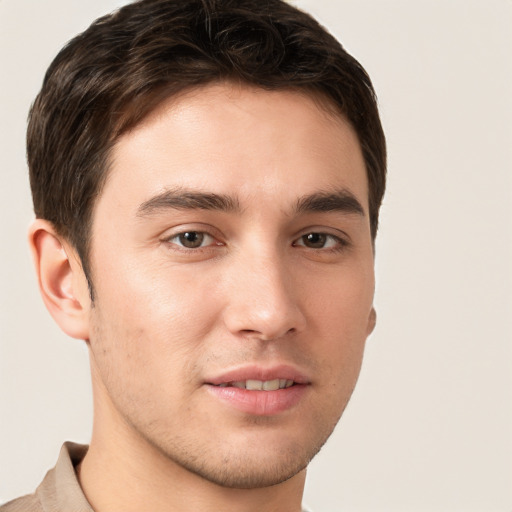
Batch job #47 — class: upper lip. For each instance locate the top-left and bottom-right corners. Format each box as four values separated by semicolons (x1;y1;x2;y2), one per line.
204;364;311;386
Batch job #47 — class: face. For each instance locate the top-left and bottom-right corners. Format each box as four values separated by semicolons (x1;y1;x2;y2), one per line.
85;83;376;488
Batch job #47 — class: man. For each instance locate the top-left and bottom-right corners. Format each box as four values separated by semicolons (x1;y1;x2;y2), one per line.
1;0;386;510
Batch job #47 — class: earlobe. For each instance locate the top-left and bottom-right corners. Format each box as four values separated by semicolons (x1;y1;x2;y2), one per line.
367;307;377;336
28;219;91;340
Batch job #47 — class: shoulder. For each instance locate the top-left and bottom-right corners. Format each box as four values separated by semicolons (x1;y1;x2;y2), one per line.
0;493;43;512
0;442;91;512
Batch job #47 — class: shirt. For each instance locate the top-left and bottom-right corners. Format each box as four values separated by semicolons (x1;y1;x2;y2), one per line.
0;443;92;512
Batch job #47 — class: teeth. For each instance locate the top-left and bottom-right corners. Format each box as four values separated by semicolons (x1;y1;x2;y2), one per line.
218;379;295;390
263;379;280;391
246;379;263;390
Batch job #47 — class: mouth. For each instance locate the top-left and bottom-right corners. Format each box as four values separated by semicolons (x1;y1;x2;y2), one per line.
215;379;295;390
204;366;310;415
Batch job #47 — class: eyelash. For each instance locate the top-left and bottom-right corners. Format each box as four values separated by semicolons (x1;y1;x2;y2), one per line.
165;231;220;250
293;232;348;251
163;230;348;253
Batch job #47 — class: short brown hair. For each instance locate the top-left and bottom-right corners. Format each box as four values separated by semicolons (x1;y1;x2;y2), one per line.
27;0;386;285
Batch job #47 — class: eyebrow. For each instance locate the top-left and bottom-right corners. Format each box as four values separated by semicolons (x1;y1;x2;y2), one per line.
136;187;365;218
295;189;365;217
137;188;241;216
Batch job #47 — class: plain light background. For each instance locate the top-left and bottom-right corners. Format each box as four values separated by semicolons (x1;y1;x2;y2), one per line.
1;1;511;510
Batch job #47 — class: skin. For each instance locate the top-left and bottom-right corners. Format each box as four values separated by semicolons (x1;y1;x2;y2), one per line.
30;83;376;512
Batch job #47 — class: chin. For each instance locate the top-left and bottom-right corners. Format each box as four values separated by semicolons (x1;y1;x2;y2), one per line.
181;446;312;489
156;422;335;490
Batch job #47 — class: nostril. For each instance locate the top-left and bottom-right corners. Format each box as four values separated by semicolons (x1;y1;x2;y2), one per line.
239;326;296;341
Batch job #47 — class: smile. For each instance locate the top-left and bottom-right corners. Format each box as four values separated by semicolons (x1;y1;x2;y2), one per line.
216;379;295;390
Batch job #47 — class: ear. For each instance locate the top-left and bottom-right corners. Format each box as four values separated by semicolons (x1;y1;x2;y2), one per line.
367;307;377;336
28;219;91;340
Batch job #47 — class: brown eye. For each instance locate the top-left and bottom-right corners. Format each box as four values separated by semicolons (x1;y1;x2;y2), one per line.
302;233;327;248
294;232;343;250
173;231;209;248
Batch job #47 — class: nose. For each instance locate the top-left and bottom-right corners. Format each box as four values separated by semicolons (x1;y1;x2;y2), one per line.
222;249;306;341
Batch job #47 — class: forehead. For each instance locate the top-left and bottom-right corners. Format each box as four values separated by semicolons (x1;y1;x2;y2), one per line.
101;82;368;216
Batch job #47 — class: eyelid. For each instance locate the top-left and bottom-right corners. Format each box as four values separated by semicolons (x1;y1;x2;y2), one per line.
159;224;350;252
293;232;347;250
160;224;224;250
168;231;216;248
293;226;350;244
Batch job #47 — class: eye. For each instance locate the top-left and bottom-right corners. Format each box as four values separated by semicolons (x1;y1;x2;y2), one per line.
294;232;344;250
167;231;216;249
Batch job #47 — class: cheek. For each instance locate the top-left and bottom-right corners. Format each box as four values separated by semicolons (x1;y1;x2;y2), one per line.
307;262;374;333
87;256;224;402
88;293;203;420
95;251;220;343
306;265;374;377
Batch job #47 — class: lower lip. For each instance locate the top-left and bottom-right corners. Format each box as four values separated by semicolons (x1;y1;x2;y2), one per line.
205;384;308;416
